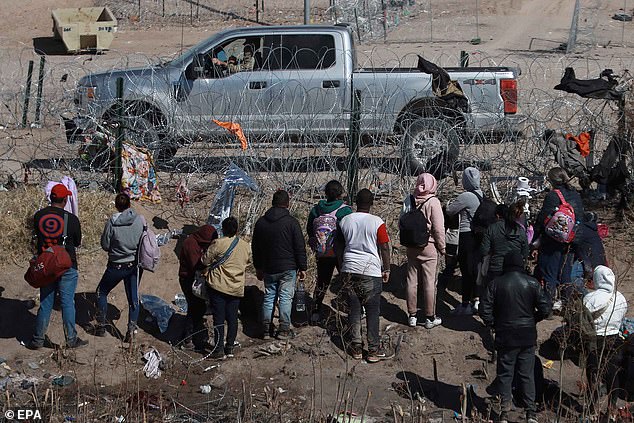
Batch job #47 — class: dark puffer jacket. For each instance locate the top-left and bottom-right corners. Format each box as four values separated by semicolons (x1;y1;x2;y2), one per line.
480;220;529;275
480;270;551;348
252;207;308;274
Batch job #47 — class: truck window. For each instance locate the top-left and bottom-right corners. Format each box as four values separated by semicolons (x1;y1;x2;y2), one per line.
260;34;336;71
200;36;262;78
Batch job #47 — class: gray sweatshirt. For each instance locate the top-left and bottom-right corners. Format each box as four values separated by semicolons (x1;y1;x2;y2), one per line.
101;209;145;263
446;167;484;233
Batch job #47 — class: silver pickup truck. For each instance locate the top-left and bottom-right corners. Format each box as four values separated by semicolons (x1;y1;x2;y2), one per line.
73;24;521;174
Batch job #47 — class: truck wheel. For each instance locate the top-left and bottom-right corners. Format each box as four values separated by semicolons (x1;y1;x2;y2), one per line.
401;117;460;178
119;114;177;163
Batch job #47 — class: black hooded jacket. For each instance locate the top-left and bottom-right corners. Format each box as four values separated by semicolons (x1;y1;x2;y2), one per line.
252;207;308;274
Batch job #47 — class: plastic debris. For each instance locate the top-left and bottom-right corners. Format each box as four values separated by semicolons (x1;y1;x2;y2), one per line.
543;360;554;369
174;293;188;313
52;375;75;386
140;295;175;333
142;348;162;379
206;163;259;233
199;385;211;394
28;362;40;370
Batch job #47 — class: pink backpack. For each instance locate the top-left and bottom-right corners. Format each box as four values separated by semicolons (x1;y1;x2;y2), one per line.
138;215;160;272
309;204;345;258
544;190;577;243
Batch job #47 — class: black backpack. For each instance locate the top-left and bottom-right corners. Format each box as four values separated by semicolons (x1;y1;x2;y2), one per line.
399;195;432;248
470;192;497;237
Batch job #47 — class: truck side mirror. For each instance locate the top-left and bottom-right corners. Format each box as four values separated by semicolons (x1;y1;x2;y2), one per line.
185;53;206;80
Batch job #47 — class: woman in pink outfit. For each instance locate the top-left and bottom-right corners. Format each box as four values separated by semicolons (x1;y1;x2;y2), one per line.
401;173;446;329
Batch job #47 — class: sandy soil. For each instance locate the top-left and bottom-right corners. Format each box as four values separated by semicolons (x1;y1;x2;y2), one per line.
1;0;634;421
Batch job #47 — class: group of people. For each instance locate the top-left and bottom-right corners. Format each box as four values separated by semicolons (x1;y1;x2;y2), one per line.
26;166;630;420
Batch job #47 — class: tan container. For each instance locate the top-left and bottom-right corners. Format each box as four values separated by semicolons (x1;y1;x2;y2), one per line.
52;7;117;53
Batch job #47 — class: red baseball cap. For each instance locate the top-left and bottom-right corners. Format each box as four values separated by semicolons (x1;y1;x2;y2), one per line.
51;183;72;199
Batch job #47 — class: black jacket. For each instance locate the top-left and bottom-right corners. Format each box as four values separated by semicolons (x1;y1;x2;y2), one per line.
480;270;551;348
33;206;82;268
480;220;529;274
534;185;585;240
252;207;308;274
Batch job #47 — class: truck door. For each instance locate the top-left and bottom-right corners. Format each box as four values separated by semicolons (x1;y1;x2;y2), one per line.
266;33;348;136
180;36;271;137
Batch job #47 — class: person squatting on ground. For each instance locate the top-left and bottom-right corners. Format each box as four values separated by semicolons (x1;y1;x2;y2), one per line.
446;166;483;315
202;217;251;360
252;190;308;340
532;167;585;306
337;189;392;363
400;173;445;329
480;201;529;282
95;193;146;343
583;265;628;415
177;224;218;351
29;184;87;350
480;251;551;423
306;180;352;324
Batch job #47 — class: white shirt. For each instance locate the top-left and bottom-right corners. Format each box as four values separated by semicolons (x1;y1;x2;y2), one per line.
339;212;389;277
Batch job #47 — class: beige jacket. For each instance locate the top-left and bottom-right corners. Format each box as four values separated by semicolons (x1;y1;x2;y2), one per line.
202;236;251;298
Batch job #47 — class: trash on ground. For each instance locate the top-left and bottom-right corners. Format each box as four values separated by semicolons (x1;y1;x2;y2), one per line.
52;375;75;387
199;385;212;394
141;295;175;333
255;342;292;357
543;360;554;369
142;347;163;379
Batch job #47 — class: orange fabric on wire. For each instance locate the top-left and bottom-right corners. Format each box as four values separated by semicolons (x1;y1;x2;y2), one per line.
212;119;248;150
565;131;591;157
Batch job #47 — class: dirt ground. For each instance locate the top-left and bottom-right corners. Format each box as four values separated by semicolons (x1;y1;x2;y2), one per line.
1;0;634;422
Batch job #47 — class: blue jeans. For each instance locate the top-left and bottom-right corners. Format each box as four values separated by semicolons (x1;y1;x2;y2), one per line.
262;270;297;330
209;288;240;351
537;236;574;300
97;263;141;332
33;267;78;345
345;273;382;352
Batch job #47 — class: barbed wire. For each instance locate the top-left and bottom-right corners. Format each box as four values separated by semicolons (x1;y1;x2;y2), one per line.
1;10;633;238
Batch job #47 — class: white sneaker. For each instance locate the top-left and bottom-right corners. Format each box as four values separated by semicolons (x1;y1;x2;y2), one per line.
408;315;417;327
472;299;480;312
423;317;442;329
552;300;563;312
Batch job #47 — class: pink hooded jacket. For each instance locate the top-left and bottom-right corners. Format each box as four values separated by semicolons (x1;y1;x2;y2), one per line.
401;173;446;254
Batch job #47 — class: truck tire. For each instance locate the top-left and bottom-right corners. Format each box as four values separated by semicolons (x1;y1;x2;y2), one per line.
119;114;177;163
401;117;460;178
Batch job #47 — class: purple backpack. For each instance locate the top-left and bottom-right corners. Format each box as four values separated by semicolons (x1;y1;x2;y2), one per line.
138;215;160;272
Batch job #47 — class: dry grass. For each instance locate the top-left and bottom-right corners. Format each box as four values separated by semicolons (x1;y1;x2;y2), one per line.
0;186;113;266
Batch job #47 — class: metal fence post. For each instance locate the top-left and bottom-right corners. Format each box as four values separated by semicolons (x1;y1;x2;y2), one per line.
21;60;34;127
114;77;124;191
34;56;46;127
348;89;361;203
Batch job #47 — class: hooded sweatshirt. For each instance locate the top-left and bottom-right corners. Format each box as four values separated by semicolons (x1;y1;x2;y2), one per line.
178;225;218;279
401;173;446;253
446;167;484;233
252;207;308;274
306;199;353;237
101;209;145;263
583;265;628;336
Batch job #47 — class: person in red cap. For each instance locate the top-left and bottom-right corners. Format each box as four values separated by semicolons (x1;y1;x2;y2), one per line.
28;184;87;350
178;223;218;351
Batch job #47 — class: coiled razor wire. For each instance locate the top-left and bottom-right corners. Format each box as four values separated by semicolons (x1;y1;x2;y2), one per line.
2;39;634;234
